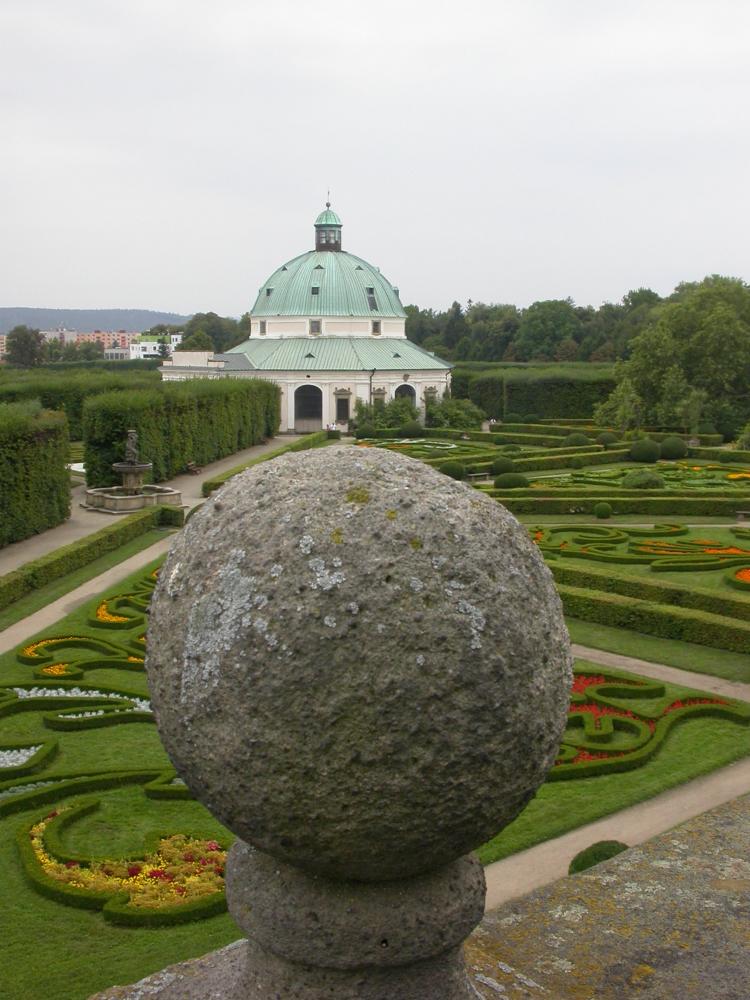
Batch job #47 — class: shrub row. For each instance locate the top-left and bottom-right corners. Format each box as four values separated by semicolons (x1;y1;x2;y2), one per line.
0;506;179;611
488;494;747;516
202;430;329;496
690;446;750;464
0;404;70;549
557;583;750;652
549;561;750;622
459;371;616;419
0;371;159;439
513;448;631;473
84;379;280;487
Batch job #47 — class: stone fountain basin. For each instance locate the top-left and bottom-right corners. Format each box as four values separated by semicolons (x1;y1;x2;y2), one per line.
84;484;182;513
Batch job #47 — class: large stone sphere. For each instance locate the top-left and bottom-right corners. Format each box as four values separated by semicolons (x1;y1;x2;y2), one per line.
146;445;572;882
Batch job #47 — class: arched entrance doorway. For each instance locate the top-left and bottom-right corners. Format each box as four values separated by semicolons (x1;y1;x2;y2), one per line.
294;384;323;433
395;383;416;401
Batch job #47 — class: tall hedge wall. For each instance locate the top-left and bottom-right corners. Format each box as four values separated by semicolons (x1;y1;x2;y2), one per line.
452;368;616;419
0;371;159;439
83;379;281;487
0;403;70;548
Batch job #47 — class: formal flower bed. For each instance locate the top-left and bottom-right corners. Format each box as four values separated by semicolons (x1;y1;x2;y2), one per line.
27;806;226;909
552;669;749;779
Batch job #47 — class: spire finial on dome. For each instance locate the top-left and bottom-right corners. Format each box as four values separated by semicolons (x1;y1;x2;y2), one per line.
326;188;331;209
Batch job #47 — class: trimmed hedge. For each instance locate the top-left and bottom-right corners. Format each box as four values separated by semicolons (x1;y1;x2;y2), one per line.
0;506;179;612
0;404;70;548
549;561;750;623
0;371;159;439
202;430;329;496
463;370;616;419
487;493;748;516
690;446;750;464
557;583;750;652
512;448;630;472
84;379;280;487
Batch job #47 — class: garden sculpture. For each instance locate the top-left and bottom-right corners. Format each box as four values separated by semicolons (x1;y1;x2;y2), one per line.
146;445;573;999
124;429;139;464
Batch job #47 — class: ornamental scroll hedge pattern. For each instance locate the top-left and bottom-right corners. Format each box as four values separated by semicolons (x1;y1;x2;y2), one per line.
533;523;750;591
0;567;228;926
2;560;749;928
552;670;750;780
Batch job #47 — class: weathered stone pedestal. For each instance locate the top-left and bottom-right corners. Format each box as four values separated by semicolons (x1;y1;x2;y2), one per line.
141;445;572;999
228;842;484;999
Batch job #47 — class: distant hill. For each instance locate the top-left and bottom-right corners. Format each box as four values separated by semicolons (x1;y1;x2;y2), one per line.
0;308;191;334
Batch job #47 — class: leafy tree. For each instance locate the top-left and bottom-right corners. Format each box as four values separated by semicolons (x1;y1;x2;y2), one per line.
5;325;44;366
654;366;690;427
77;341;105;361
177;330;214;351
426;398;485;429
158;341;170;359
593;370;645;431
182;312;241;353
354;397;418;429
600;276;750;435
515;299;582;361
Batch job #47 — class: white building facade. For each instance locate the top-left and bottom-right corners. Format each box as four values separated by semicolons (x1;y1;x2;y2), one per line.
160;206;451;432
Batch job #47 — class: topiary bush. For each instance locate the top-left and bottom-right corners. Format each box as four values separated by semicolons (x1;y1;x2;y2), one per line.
398;421;423;438
502;443;522;453
621;469;665;489
523;413;541;424
503;412;523;423
629;438;660;463
355;423;376;439
594;502;612;519
440;461;466;480
493;472;530;489
568;840;629;875
563;432;591;447
659;435;688;460
569;457;585;469
596;431;620;449
491;457;515;475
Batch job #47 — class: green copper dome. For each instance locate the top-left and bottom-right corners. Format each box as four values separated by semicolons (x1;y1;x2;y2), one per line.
315;206;342;226
251;250;406;318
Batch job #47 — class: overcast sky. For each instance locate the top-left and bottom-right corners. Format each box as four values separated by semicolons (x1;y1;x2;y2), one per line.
2;1;749;316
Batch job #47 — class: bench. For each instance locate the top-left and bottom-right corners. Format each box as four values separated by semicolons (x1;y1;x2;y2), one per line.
186;462;203;475
736;511;750;521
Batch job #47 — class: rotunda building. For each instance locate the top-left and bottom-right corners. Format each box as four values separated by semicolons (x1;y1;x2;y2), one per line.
160;206;451;433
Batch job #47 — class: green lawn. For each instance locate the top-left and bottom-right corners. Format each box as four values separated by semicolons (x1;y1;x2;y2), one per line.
0;528;173;632
567;617;750;683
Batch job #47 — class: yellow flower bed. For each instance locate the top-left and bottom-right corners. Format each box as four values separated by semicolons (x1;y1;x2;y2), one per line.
94;601;129;624
30;809;226;909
